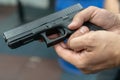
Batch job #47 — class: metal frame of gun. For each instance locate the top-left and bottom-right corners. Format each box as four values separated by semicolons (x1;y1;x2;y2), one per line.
3;3;103;49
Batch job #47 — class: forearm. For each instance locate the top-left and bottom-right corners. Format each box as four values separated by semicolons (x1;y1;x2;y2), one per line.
104;0;120;13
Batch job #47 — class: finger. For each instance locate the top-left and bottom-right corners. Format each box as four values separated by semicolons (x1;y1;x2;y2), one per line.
69;26;89;39
67;26;89;46
54;43;79;64
68;6;100;30
68;32;95;50
60;42;68;49
54;42;93;68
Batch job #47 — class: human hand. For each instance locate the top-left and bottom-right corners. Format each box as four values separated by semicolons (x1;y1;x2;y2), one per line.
104;0;120;14
54;30;120;74
68;6;120;34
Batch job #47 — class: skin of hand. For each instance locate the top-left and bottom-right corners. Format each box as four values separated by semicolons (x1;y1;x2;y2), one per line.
104;0;120;14
68;6;120;34
54;6;120;74
54;29;120;74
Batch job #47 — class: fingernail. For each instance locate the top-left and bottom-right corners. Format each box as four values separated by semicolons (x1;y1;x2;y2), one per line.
80;27;88;33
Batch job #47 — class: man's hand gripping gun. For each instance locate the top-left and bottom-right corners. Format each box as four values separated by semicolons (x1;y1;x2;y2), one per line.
3;4;103;49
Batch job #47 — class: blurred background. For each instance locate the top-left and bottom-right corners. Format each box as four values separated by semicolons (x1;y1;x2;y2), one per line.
0;0;119;80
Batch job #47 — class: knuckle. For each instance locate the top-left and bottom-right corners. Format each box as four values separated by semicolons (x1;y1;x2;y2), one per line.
86;32;96;44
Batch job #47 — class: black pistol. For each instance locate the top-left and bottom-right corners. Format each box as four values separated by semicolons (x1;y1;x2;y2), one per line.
3;3;103;49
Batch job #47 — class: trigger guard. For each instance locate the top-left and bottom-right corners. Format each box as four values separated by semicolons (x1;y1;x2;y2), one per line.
40;28;68;47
